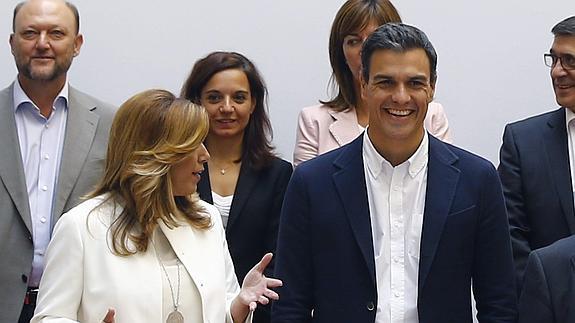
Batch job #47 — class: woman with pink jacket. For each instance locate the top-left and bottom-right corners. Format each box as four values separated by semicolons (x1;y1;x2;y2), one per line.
293;0;452;166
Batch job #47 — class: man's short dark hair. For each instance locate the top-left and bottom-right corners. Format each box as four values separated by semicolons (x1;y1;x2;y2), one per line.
12;0;80;34
361;22;437;84
552;16;575;37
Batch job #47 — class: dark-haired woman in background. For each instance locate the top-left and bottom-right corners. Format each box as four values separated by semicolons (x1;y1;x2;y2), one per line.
181;52;292;323
293;0;452;166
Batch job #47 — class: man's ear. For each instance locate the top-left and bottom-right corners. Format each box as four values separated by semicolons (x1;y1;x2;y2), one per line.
428;78;436;102
360;72;368;100
73;33;84;57
9;34;15;55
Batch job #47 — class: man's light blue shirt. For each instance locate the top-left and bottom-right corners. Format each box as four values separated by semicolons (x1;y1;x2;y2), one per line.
13;79;68;287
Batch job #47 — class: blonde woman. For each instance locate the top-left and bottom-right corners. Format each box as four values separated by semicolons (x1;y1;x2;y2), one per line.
31;89;281;323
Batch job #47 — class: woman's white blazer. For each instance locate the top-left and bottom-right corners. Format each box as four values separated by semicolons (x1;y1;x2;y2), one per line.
32;195;245;323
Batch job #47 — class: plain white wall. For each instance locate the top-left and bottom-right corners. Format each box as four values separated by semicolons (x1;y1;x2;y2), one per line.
0;0;572;164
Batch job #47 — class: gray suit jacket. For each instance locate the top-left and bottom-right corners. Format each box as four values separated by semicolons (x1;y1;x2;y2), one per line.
0;83;116;322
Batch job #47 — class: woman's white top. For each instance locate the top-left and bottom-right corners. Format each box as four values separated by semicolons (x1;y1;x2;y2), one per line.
153;228;201;322
212;191;233;229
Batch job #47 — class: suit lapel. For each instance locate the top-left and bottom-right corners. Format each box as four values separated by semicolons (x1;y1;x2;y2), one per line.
158;220;208;293
418;136;460;291
53;87;99;221
567;256;575;321
196;162;258;232
158;220;227;317
227;162;257;232
332;135;376;285
328;109;362;147
0;83;32;232
544;109;575;233
197;163;213;203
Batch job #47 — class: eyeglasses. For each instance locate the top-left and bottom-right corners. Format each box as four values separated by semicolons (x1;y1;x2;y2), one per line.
544;53;575;70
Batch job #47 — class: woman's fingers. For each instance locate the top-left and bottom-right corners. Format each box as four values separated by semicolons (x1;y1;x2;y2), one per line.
265;277;283;288
264;289;279;300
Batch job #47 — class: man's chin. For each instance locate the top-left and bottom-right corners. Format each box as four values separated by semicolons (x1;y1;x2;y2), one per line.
556;96;575;111
24;69;61;82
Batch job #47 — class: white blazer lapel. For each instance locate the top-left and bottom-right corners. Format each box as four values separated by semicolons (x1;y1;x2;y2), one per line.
158;219;229;304
159;220;206;284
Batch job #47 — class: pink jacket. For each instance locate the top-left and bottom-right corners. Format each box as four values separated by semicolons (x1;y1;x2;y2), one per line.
293;102;452;166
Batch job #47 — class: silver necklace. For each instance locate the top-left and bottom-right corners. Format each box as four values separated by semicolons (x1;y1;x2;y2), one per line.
217;165;231;175
151;237;184;323
210;160;236;175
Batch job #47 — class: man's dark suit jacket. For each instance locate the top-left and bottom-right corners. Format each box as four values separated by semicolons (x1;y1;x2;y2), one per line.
272;134;517;323
518;235;575;323
498;108;575;293
197;157;292;323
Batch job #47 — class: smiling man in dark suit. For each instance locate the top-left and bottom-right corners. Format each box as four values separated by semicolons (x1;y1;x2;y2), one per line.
511;16;575;323
498;15;575;296
0;1;115;322
272;22;517;323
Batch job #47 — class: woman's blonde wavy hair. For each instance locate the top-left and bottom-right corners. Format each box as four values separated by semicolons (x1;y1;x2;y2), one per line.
88;89;211;256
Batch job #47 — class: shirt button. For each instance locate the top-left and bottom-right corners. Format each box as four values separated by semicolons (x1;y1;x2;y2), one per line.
40;217;46;223
366;301;375;311
41;185;48;191
394;292;400;298
43;154;50;160
393;257;399;263
44;124;49;129
393;186;400;191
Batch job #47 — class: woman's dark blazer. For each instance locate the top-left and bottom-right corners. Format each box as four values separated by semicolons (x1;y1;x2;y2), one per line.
198;157;292;323
198;157;292;303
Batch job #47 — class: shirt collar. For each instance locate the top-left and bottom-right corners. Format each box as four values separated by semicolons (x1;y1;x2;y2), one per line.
13;78;69;113
566;108;575;129
363;128;429;179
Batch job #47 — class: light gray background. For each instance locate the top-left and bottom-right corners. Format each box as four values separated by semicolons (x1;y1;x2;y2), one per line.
0;0;572;164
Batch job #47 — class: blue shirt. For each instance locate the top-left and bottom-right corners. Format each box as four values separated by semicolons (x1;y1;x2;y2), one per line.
13;79;68;287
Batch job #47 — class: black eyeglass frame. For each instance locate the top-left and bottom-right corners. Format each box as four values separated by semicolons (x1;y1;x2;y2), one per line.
544;53;575;71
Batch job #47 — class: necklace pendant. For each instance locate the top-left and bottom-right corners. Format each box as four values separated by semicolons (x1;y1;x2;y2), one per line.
167;310;184;323
220;168;226;175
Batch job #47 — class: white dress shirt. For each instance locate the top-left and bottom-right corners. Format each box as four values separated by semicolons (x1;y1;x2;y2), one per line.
565;109;575;200
363;130;428;323
13;79;68;287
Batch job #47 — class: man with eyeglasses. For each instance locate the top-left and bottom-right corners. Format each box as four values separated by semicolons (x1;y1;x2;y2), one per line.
498;15;575;301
